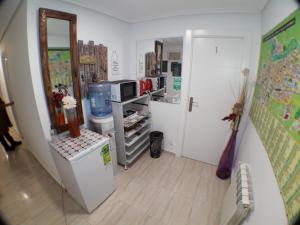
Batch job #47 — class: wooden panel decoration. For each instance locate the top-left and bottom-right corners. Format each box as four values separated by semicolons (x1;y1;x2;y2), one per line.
80;55;96;64
78;40;108;98
169;52;181;61
145;52;156;77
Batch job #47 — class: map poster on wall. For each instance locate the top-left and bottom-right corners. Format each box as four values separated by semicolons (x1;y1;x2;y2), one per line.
250;10;300;224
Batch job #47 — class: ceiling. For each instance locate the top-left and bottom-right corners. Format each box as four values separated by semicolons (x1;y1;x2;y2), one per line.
61;0;269;23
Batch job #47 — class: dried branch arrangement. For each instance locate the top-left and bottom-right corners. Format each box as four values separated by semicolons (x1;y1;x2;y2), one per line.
222;68;250;131
217;68;250;179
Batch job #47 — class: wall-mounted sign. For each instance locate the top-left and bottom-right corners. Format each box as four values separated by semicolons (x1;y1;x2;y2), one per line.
173;77;181;91
111;50;119;76
79;55;96;64
138;54;144;74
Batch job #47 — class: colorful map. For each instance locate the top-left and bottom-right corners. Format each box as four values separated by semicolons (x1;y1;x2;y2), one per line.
250;10;300;224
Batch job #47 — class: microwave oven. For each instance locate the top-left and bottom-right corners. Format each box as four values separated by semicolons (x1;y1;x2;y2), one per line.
111;80;137;102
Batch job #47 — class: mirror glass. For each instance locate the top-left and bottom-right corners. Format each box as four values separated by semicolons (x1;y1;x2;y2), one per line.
47;18;73;125
137;37;183;104
47;18;73;95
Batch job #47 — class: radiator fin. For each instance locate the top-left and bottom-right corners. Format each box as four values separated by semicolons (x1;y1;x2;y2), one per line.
220;163;253;225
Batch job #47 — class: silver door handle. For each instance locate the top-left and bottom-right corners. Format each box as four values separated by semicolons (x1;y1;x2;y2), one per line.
189;97;198;112
189;97;193;112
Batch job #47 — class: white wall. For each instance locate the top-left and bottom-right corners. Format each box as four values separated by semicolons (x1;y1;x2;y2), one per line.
27;0;130;143
236;1;299;224
136;39;154;79
0;0;61;181
0;0;129;183
0;0;21;40
262;0;298;34
128;14;262;154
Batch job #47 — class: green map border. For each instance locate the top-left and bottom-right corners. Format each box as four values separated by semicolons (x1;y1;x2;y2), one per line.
250;9;300;225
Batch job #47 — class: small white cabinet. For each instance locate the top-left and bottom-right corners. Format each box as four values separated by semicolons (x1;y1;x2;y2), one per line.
49;128;115;213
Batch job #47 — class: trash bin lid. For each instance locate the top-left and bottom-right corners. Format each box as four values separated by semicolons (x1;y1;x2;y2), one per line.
150;131;163;138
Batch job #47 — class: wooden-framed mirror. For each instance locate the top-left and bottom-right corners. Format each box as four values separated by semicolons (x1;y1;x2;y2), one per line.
39;8;83;133
155;40;163;75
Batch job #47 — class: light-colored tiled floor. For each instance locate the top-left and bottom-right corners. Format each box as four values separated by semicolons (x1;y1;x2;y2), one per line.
0;145;229;225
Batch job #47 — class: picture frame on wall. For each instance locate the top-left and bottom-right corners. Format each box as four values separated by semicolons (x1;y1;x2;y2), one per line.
162;60;168;73
171;62;182;77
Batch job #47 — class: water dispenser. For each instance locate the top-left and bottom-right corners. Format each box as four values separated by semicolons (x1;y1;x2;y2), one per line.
88;82;112;118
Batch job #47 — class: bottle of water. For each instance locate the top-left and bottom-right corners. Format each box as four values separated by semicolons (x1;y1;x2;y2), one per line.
88;82;112;118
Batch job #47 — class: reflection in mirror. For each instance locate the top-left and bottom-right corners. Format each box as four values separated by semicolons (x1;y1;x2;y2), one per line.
137;37;183;104
40;8;83;133
47;18;73;126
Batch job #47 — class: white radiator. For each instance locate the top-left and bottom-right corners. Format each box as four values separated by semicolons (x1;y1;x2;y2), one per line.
220;163;254;225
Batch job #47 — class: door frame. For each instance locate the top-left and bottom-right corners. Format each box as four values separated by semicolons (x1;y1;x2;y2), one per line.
0;49;21;137
175;29;252;157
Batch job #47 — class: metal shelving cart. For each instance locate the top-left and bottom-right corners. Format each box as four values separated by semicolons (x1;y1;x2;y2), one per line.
112;88;165;169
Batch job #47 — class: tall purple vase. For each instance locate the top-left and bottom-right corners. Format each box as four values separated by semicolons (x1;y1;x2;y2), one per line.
216;130;238;180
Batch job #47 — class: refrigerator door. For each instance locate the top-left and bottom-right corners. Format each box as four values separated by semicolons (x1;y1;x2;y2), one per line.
70;140;115;212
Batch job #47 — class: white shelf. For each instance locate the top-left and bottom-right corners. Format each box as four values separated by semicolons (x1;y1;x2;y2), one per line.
111;88;165;106
125;136;149;156
150;88;165;96
125;127;150;147
112;91;153;169
123;113;149;129
124;119;150;139
121;95;148;105
126;142;150;164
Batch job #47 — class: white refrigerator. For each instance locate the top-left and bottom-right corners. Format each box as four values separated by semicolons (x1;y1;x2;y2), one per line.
50;128;115;213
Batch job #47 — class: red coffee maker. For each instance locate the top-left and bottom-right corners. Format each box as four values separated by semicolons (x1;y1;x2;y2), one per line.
145;79;153;92
139;80;147;96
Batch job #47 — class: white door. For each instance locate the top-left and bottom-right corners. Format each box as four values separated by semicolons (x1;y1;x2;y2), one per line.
183;37;245;165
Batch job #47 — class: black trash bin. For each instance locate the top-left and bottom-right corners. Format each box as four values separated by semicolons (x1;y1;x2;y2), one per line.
150;131;163;158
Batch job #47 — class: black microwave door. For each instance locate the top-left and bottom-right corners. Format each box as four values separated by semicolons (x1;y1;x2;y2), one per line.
159;77;165;89
120;83;137;101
